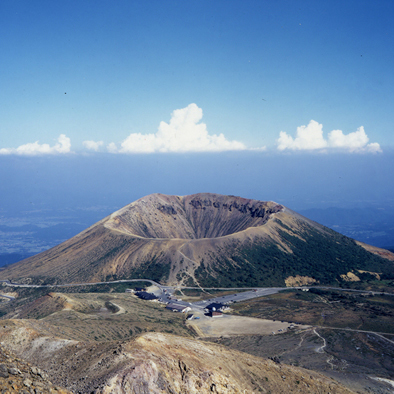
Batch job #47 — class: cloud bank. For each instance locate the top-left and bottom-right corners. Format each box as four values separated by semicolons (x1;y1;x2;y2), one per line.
0;134;71;156
277;120;382;153
83;140;104;151
108;103;248;153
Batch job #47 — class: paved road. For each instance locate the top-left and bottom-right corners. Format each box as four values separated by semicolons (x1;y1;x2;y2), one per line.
0;278;163;288
314;325;394;339
309;286;394;297
0;278;285;309
1;278;393;311
191;287;284;310
0;293;15;300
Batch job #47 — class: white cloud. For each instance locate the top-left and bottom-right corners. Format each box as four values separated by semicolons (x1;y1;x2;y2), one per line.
0;134;72;156
250;146;267;151
83;140;104;151
365;142;382;153
277;120;382;153
108;103;248;153
107;142;118;153
277;120;327;151
327;127;380;152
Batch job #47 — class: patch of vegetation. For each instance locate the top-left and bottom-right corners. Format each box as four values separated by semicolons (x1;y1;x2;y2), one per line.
184;276;196;286
104;301;120;313
0;287;51;318
0;281;155;318
195;222;394;288
26;276;60;286
130;255;171;284
338;279;394;293
2;292;195;342
232;288;394;333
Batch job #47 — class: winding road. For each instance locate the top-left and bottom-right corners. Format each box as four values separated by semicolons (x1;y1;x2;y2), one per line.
1;279;393;316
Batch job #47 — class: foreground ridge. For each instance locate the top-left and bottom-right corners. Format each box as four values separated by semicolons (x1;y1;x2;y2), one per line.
0;320;355;394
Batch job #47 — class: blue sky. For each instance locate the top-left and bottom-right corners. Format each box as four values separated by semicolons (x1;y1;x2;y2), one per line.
1;0;393;154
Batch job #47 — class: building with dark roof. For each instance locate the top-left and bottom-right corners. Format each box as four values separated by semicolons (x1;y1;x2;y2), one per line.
209;311;223;318
135;291;158;300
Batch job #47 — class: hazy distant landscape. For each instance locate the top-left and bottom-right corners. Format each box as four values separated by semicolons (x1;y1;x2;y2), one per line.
0;206;114;266
299;207;394;250
0;206;114;265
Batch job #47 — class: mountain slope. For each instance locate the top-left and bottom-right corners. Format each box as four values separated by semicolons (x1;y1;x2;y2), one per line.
0;193;392;286
0;321;355;394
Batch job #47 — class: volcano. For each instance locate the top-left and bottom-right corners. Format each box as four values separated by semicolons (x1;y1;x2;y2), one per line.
0;193;392;287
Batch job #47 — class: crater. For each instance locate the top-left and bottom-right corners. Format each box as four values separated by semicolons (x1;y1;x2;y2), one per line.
105;193;283;240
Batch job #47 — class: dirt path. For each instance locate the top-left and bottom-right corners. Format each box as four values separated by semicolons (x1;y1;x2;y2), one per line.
371;377;394;389
278;330;309;357
313;328;335;369
313;328;327;353
177;250;207;292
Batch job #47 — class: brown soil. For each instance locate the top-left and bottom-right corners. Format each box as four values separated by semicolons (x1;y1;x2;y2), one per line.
0;342;71;393
285;275;318;287
188;313;309;337
356;241;394;261
0;320;355;394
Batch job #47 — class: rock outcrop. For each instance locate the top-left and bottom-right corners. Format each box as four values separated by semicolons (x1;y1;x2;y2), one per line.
0;343;71;394
0;321;355;394
104;193;283;239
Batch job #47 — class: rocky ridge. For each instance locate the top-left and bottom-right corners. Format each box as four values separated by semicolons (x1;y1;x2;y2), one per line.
0;342;71;394
105;193;283;239
0;319;355;394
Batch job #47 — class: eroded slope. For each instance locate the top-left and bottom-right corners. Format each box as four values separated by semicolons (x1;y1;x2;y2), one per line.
104;193;283;239
0;343;71;394
0;320;355;394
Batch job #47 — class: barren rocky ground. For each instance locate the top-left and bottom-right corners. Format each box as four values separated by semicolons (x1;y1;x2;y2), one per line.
0;290;361;393
207;289;394;393
0;321;355;394
0;342;71;394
